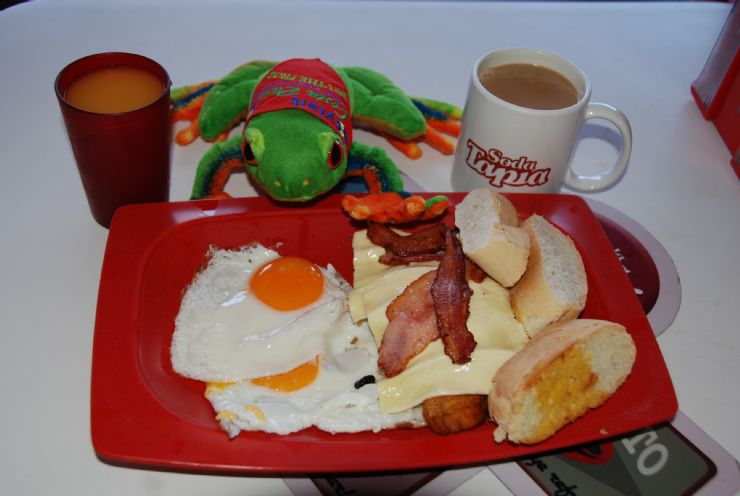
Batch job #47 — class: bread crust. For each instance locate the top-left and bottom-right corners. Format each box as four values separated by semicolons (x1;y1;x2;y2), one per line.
455;189;530;288
489;319;636;444
510;215;587;337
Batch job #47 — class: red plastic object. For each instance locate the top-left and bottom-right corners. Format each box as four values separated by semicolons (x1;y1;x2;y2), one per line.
91;193;677;474
691;3;740;179
55;52;172;228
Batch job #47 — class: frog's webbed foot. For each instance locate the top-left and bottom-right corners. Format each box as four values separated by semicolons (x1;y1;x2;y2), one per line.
345;142;404;194
343;66;461;160
384;97;462;159
341;142;448;224
190;135;245;200
171;81;218;145
171;61;275;146
341;193;449;224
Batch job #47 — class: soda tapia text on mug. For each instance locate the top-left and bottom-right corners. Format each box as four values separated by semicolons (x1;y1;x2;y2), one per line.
463;139;550;188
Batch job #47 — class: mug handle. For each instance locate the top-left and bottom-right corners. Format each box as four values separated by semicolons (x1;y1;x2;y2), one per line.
564;103;633;192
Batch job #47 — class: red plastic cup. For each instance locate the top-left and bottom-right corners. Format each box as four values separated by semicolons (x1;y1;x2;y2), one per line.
55;52;172;228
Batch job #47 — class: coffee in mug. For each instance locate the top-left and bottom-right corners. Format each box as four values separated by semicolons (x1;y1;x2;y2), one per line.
451;48;632;193
479;63;578;110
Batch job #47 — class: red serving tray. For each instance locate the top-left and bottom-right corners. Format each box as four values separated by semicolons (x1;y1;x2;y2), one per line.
91;193;677;474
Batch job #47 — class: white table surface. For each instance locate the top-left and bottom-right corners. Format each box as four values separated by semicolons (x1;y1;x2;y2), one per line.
1;1;737;494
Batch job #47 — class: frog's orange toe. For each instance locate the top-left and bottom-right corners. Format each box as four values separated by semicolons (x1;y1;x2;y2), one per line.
341;192;447;224
421;198;449;220
175;121;201;145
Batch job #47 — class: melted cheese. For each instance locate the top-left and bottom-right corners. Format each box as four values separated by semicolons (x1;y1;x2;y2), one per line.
350;230;530;413
351;230;439;289
349;265;436;346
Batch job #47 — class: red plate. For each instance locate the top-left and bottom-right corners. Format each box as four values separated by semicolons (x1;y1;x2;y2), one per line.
91;193;677;473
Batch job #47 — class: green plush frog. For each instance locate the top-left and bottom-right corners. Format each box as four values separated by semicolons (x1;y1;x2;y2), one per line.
171;58;460;222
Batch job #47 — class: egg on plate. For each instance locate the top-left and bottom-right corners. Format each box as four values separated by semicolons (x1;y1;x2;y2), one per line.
170;243;424;437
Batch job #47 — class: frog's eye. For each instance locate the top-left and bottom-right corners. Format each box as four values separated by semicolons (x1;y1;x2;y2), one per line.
327;139;344;170
241;140;257;166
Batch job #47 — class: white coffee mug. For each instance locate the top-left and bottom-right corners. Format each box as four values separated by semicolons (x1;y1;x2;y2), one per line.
451;48;632;193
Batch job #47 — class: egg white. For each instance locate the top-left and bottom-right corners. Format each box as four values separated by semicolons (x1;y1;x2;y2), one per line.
171;244;424;437
207;310;424;437
171;244;348;382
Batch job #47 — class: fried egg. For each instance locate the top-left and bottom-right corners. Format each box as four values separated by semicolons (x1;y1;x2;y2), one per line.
206;309;425;437
170;244;424;437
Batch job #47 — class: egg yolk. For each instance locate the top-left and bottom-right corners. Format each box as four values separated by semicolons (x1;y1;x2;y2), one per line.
249;256;324;311
251;357;320;392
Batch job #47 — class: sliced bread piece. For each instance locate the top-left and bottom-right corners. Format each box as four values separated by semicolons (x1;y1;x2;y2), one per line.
454;188;530;288
511;214;587;337
489;319;636;444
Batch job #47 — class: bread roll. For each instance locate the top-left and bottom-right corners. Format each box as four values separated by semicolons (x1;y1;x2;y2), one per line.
511;214;587;337
489;319;636;444
455;189;530;287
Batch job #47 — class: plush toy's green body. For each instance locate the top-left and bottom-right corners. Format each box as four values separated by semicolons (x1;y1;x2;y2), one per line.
171;59;460;221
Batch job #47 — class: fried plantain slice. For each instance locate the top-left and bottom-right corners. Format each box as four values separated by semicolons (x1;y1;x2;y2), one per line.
422;394;488;435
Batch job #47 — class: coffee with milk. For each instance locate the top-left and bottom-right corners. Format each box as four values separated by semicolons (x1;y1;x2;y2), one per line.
479;63;579;110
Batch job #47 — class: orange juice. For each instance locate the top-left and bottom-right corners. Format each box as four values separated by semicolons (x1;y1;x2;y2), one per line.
65;65;164;113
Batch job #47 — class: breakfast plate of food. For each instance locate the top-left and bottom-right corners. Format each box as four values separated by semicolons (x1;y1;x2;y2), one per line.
90;191;677;473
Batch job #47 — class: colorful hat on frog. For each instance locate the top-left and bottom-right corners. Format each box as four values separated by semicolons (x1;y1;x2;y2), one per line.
245;58;353;149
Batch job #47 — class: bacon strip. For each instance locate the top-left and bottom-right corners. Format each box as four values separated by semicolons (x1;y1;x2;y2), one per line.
432;230;477;364
368;222;485;284
367;222;448;257
378;252;442;266
377;225;479;376
378;271;439;377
